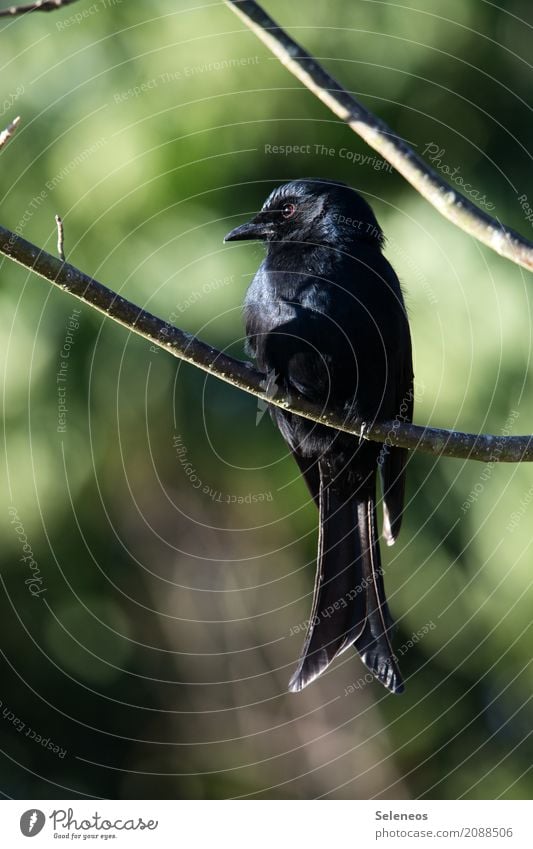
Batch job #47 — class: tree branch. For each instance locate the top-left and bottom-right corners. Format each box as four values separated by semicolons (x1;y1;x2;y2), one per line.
1;223;531;463
0;115;20;150
0;0;79;16
225;0;533;273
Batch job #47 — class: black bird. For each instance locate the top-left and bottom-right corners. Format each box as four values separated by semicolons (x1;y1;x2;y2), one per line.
225;179;413;694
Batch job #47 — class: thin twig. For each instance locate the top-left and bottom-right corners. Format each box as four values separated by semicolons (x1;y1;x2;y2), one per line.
55;213;65;261
0;223;531;463
0;116;20;150
0;0;79;16
225;0;533;273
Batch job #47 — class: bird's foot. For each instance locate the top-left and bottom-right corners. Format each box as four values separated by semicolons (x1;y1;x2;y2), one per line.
358;420;369;444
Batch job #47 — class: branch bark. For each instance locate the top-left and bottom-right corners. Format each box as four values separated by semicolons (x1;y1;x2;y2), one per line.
225;0;533;273
1;223;531;463
0;0;79;16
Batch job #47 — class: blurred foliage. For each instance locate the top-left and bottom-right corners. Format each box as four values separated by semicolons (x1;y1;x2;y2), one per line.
1;0;533;800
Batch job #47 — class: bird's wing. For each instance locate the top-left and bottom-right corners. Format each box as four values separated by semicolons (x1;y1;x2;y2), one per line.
289;448;320;508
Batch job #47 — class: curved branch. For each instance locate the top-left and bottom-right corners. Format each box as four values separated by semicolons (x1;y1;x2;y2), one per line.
1;223;531;463
225;0;533;273
0;0;79;16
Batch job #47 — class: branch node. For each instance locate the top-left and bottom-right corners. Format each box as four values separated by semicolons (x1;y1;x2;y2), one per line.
55;214;65;261
0;115;21;151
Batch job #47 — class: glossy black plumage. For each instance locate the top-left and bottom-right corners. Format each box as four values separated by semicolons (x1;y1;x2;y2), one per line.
225;179;413;694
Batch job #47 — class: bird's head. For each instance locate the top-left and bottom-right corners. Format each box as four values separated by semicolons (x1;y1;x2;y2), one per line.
224;179;385;253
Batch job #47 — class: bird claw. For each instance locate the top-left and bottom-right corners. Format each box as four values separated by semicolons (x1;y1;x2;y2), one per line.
358;420;369;443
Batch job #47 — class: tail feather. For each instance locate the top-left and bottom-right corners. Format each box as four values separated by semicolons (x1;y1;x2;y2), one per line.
288;480;366;692
381;445;408;546
352;498;404;693
288;465;403;694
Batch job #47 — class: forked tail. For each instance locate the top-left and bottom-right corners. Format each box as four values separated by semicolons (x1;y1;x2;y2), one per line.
288;464;403;694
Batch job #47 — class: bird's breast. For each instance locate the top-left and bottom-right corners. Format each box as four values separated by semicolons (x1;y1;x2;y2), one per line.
244;265;324;333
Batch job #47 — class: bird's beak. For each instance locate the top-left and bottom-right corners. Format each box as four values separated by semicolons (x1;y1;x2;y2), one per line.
224;218;273;242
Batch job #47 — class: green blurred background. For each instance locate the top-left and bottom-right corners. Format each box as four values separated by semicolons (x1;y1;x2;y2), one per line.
1;0;533;799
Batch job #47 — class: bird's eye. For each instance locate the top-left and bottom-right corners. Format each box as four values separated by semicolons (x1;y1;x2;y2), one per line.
281;203;296;219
